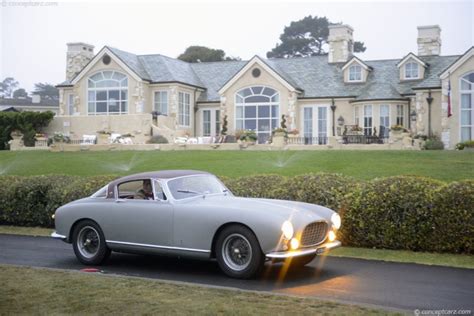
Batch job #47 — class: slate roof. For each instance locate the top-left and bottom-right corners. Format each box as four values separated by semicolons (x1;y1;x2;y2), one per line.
59;46;462;102
0;97;59;107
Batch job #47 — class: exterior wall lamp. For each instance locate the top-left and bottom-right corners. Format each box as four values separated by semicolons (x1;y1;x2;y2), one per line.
337;116;345;126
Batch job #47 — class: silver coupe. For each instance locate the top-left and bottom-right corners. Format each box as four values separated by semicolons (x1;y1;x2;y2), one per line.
52;170;341;279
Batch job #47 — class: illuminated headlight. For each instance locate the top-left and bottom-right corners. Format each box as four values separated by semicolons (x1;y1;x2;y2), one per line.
328;230;336;242
281;221;294;240
331;213;341;230
290;238;299;250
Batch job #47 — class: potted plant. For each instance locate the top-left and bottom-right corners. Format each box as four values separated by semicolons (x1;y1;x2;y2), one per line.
97;130;112;145
238;130;257;148
456;140;474;151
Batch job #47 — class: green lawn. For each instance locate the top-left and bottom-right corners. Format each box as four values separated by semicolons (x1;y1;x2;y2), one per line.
0;150;473;181
0;265;397;315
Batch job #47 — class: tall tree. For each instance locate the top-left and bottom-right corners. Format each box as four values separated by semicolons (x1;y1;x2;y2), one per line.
13;88;28;98
178;46;240;63
0;77;19;98
267;15;366;58
32;83;59;100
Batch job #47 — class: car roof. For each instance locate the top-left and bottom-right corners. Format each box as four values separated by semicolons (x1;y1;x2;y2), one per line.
106;170;211;199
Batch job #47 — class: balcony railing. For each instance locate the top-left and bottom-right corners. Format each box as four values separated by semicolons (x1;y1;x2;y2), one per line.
287;136;328;145
342;134;388;144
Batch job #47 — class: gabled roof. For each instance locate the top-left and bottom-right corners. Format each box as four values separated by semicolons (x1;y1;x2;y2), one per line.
217;56;302;94
58;45;463;102
440;46;474;79
342;56;372;71
396;52;428;68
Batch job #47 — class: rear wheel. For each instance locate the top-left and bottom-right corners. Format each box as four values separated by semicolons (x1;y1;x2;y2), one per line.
72;220;110;265
216;225;264;279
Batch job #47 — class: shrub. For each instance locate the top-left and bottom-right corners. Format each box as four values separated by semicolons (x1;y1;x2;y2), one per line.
224;174;290;200
148;135;169;144
0;111;55;150
429;180;474;254
423;138;444;150
287;173;359;211
339;176;444;251
455;140;474;150
0;175;116;228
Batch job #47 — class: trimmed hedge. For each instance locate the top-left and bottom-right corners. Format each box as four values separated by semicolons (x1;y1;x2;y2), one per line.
0;175;116;228
0;173;472;254
339;176;444;251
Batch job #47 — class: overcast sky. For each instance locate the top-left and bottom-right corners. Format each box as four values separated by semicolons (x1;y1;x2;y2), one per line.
1;0;472;93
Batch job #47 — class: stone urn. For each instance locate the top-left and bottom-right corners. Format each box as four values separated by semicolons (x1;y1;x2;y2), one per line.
272;131;286;147
9;130;24;150
97;133;110;145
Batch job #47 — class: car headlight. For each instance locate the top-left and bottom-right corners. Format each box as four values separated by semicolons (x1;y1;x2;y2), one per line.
281;221;294;240
331;213;341;230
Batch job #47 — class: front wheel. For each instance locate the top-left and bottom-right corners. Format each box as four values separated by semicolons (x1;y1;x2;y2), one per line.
216;225;264;279
72;220;110;265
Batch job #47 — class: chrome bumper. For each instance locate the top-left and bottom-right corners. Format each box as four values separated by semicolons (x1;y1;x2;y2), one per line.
51;231;67;241
266;240;341;259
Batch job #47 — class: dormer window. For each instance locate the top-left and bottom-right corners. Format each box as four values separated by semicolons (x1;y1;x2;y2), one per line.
405;62;419;79
349;65;362;82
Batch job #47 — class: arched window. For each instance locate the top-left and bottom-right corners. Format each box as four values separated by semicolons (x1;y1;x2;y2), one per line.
235;86;279;143
88;71;128;115
460;72;474;141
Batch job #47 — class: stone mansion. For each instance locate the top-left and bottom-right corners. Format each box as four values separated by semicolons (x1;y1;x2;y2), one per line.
47;24;474;148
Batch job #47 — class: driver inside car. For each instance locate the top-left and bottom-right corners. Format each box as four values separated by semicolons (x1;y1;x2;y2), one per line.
134;180;154;200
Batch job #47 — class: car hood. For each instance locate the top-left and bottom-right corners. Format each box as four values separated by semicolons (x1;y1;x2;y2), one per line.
181;194;335;229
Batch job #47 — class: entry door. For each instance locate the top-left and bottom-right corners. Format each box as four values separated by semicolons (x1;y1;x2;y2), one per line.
302;106;328;144
202;109;220;137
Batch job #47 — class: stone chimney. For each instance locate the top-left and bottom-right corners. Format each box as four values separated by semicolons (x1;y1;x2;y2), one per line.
417;25;441;56
66;42;95;81
328;24;354;63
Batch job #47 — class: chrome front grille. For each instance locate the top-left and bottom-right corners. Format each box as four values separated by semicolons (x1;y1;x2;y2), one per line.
301;221;328;246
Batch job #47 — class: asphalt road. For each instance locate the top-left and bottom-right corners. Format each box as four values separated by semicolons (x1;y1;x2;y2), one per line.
1;234;473;312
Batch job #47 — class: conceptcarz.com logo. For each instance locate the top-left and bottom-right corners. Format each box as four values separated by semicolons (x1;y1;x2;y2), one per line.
1;0;58;7
414;309;472;316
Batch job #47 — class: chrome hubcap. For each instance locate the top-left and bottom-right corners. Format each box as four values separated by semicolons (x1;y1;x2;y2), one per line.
76;226;100;259
222;233;252;271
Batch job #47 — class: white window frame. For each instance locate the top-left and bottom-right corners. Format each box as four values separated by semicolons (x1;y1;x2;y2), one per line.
178;92;191;127
396;104;405;126
234;86;280;144
363;104;373;135
300;105;330;144
87;70;128;116
460;72;474;142
404;62;420;80
67;93;74;116
354;105;360;126
348;65;362;82
153;90;168;115
379;104;390;136
201;108;220;137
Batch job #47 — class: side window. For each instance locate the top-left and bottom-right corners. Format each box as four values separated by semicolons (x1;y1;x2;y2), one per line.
153;180;167;201
117;179;154;200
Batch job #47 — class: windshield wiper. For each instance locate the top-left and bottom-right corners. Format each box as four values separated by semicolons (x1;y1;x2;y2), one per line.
177;189;202;195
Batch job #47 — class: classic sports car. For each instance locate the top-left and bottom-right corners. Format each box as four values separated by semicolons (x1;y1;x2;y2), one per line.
52;170;341;279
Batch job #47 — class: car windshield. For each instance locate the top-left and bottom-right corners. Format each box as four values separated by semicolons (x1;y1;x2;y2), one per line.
91;185;108;198
167;175;228;200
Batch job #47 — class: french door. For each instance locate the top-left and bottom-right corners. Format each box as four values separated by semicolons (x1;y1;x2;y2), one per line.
301;106;328;144
201;109;221;137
